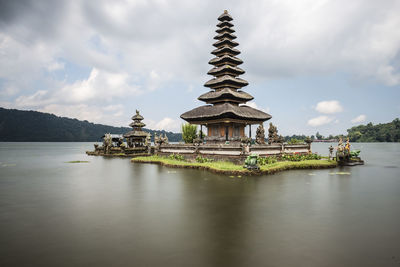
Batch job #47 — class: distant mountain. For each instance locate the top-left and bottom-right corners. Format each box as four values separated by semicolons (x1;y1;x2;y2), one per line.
0;107;182;142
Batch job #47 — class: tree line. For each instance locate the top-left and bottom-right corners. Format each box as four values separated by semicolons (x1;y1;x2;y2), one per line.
0;108;182;142
1;108;398;143
285;118;400;142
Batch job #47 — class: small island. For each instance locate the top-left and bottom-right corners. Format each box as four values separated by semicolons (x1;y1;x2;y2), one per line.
87;10;363;175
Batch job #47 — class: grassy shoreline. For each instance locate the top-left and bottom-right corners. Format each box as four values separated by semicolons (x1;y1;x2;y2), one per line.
131;155;338;176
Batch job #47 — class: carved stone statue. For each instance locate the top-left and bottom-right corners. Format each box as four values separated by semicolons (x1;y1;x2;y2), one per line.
103;133;112;154
145;133;151;146
337;137;344;152
255;123;266;144
154;134;159;145
345;138;351;152
329;145;334;160
268;123;279;144
155;133;169;146
163;133;169;144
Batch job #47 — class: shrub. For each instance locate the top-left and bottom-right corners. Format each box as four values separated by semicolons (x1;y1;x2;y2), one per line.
168;153;185;161
281;152;321;161
287;138;304;144
195;155;214;163
181;123;198;143
257;156;277;165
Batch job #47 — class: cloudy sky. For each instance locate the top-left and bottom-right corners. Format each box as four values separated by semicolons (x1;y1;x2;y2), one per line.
1;0;399;136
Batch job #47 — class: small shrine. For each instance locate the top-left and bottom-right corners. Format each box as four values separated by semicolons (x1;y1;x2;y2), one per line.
124;110;150;148
335;138;364;166
180;10;271;143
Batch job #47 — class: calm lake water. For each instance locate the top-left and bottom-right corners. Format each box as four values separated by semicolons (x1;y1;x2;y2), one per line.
0;142;399;267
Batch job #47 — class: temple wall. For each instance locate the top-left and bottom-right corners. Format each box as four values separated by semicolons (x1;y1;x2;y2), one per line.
157;143;311;163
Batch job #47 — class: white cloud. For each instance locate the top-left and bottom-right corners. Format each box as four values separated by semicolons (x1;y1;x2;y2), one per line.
315;100;343;114
2;0;399;90
307;115;334;127
57;68;140;103
14;68;141;108
147;117;181;132
47;61;65;72
15;90;51;107
38;104;126;126
351;114;366;124
245;101;271;113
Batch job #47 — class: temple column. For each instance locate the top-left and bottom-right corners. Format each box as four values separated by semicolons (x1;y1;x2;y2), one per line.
249;124;252;138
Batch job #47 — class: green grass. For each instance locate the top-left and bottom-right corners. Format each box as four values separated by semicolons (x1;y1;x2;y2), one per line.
132;155;243;171
65;161;90;163
131;155;337;175
259;160;337;174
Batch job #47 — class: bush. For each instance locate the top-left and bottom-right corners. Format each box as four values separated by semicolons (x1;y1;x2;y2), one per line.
181;123;198;143
287;138;304;144
281;152;321;161
168;153;185;161
258;156;277;165
195;155;214;163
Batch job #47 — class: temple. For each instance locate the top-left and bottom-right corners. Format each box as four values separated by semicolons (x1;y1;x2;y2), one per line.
180;10;271;143
88;11;311;162
124;110;149;148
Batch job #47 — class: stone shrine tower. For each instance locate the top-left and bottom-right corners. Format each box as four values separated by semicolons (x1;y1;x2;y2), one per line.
180;10;271;143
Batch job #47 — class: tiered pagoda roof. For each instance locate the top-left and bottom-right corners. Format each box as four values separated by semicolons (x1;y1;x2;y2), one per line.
181;10;271;122
124;110;148;138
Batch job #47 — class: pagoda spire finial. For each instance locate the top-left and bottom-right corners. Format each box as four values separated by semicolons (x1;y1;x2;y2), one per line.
224;10;228;14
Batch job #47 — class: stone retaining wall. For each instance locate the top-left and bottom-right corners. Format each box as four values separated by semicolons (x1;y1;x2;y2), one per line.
157;143;311;163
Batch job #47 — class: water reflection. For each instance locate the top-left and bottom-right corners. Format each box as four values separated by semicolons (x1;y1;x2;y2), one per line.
0;142;399;266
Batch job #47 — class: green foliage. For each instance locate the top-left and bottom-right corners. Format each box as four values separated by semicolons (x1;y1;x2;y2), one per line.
195;155;214;163
181;123;198;143
198;130;206;138
281;153;321;162
287;138;304;144
350;150;361;158
168;153;185;161
257;156;278;165
0;107;182;142
347;119;400;142
132;155;337;174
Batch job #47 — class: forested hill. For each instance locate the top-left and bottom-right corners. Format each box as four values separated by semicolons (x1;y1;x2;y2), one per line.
0;107;182;142
347;118;400;142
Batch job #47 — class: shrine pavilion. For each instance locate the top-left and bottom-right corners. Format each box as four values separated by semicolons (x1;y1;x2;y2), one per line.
124;110;149;148
180;10;271;143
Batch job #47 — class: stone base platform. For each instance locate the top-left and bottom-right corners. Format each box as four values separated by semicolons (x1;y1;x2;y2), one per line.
157;143;311;164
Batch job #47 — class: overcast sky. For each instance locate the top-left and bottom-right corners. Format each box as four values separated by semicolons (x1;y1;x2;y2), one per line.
1;0;399;136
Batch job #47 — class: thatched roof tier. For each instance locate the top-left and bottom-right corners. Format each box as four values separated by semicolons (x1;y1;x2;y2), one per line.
131;113;143;121
198;88;253;103
204;75;248;89
129;121;146;128
209;55;243;67
217;20;234;28
207;65;245;77
218;11;233;21
180;11;272;127
214;32;237;40
213;38;238;48
123;130;149;138
180;103;271;123
216;26;235;34
211;46;240;57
